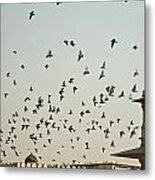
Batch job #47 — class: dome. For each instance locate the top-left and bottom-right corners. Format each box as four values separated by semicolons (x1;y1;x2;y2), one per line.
25;153;38;164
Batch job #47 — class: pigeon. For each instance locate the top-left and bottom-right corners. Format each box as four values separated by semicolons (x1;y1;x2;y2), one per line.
132;84;138;93
4;93;9;99
44;64;49;69
64;40;69;46
111;38;118;49
73;86;78;94
29;10;35;20
83;66;90;76
99;70;105;80
77;49;84;62
133;45;138;50
13;50;17;55
6;72;10;77
133;69;139;77
70;40;75;47
100;61;106;69
68;77;74;84
21;64;25;69
46;50;53;58
56;2;62;6
118;90;125;98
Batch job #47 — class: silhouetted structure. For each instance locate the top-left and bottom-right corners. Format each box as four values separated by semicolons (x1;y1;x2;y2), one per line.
111;91;145;170
25;153;38;164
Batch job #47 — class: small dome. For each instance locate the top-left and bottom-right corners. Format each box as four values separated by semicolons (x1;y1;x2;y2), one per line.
25;153;38;164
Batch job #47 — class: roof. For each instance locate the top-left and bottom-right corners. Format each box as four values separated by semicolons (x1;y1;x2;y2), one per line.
111;146;145;159
25;153;38;164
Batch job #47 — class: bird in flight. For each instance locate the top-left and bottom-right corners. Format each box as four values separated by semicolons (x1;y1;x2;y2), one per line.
12;50;17;55
100;61;106;69
110;38;118;49
68;77;74;84
29;10;35;20
4;93;9;99
46;50;53;58
133;69;139;77
83;66;90;76
56;2;62;6
133;45;138;50
77;49;84;62
6;72;10;78
44;64;49;69
99;70;105;80
63;40;69;46
21;64;25;69
73;86;78;94
131;84;138;93
118;90;125;98
70;40;75;47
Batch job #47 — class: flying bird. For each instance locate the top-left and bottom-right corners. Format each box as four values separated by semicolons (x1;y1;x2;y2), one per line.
100;61;106;69
83;66;90;76
131;84;138;93
6;72;10;77
133;45;138;50
4;93;9;99
133;69;139;77
111;38;118;49
29;10;35;20
64;40;69;46
12;50;17;55
73;86;78;94
118;90;125;98
99;70;105;80
56;2;62;6
70;40;75;47
46;50;53;58
77;49;84;62
21;64;25;69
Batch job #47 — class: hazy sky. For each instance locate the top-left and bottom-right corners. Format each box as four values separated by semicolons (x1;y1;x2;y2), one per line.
1;0;144;167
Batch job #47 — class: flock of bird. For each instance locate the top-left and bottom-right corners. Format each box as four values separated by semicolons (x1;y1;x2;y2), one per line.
0;1;142;165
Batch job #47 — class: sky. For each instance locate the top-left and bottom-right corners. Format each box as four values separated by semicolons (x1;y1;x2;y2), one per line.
1;0;144;167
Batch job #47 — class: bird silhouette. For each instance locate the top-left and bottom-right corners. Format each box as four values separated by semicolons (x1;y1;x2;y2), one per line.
68;109;73;115
133;45;138;50
46;50;53;58
102;147;106;153
64;40;69;46
131;84;138;93
110;140;115;147
118;90;125;98
6;72;10;77
133;69;139;77
56;2;62;6
73;86;78;94
111;38;118;49
13;50;17;55
4;93;9;99
101;61;106;69
120;130;125;138
44;64;49;69
85;142;90;150
99;70;105;80
24;97;31;102
77;49;84;62
68;77;74;84
83;66;90;75
21;64;25;69
70;40;75;47
29;10;35;20
29;86;33;92
13;80;17;86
